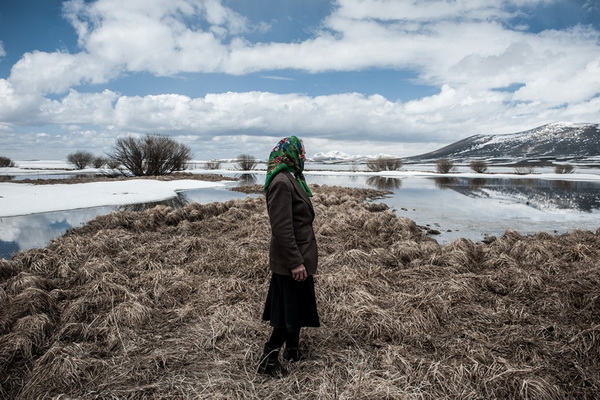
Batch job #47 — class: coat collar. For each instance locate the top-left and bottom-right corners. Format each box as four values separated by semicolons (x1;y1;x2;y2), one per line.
283;171;314;215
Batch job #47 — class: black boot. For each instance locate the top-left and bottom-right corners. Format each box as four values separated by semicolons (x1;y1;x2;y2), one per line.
257;344;288;377
283;346;302;362
284;329;302;362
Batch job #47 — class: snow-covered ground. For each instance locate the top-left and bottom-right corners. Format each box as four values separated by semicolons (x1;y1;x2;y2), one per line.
0;179;228;217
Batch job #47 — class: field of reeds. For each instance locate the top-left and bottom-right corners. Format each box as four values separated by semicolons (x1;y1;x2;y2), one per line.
1;184;599;399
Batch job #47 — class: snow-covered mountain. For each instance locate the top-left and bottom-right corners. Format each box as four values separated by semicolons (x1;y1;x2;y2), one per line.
407;122;600;162
311;151;354;162
311;151;395;162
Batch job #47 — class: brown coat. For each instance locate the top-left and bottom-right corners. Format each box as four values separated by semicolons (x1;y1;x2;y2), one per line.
266;171;318;276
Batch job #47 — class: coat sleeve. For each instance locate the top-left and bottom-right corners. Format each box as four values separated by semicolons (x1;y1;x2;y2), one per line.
267;178;304;270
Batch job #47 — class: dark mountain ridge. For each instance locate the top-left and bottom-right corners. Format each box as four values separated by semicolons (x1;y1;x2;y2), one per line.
408;122;600;163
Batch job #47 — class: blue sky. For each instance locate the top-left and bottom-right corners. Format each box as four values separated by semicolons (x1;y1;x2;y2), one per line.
0;0;599;160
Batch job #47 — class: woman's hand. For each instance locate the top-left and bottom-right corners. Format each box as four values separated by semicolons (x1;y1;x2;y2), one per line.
291;264;307;282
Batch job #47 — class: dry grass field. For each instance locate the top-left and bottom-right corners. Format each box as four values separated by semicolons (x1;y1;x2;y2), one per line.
1;184;599;399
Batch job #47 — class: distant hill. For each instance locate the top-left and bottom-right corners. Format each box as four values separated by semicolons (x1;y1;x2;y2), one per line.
407;122;600;163
312;150;354;162
311;150;395;163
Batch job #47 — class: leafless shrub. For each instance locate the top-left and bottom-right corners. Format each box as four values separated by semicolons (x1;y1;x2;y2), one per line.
205;159;221;170
514;166;536;175
366;156;403;172
469;160;488;173
0;156;16;168
92;157;108;168
236;154;257;171
109;135;192;176
436;158;455;173
554;164;575;174
66;151;94;169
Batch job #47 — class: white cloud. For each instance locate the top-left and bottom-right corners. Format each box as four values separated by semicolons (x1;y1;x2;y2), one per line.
7;0;597;95
3;0;598;108
4;86;589;153
9;51;117;94
1;0;599;160
60;0;253;77
0;41;5;57
0;79;46;124
41;89;119;125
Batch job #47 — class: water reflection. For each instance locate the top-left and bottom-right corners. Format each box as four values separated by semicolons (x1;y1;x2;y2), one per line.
433;177;458;189
469;178;487;191
366;176;402;190
553;180;572;190
237;173;257;185
430;177;600;212
306;174;600;243
0;206;115;259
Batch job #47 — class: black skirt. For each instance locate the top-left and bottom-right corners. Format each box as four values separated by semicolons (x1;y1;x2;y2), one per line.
262;273;320;330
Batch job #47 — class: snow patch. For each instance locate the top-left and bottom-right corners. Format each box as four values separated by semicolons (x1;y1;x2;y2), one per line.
0;179;227;217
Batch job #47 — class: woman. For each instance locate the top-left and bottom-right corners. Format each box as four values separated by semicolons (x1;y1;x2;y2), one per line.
258;136;320;377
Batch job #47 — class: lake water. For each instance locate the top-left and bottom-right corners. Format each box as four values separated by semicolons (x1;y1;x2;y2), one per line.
1;173;599;259
0;184;254;259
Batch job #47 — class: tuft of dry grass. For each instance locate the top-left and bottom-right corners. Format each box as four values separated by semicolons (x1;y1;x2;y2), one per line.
1;184;599;399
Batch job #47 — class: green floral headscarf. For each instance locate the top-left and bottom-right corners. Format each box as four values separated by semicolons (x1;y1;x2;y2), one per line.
264;136;312;197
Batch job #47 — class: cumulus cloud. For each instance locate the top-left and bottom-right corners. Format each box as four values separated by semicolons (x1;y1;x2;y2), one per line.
41;89;119;125
0;79;47;124
7;0;599;97
1;0;599;159
12;87;587;152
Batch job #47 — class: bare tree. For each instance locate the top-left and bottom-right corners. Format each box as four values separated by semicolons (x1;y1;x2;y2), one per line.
109;135;193;176
92;156;108;168
514;166;536;175
436;158;455;174
67;151;94;169
205;160;221;170
469;160;488;173
0;156;16;168
236;154;257;171
366;156;403;172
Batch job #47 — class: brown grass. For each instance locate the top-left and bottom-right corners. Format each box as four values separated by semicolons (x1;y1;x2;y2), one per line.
10;172;235;185
1;184;599;399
